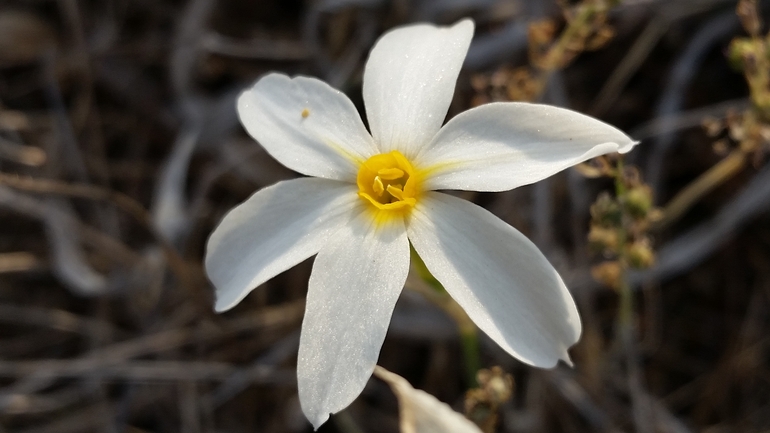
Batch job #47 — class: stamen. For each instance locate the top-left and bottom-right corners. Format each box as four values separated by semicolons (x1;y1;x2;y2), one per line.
386;184;405;200
372;177;385;195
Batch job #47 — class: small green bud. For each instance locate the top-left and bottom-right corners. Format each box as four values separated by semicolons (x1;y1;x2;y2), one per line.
728;38;754;71
623;185;653;219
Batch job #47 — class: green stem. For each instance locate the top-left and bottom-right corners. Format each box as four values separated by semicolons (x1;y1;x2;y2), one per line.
613;158;633;330
459;325;481;386
614;158;627;197
614;159;635;340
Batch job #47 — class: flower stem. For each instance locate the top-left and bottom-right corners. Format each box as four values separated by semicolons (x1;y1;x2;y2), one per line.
612;159;634;329
459;323;481;385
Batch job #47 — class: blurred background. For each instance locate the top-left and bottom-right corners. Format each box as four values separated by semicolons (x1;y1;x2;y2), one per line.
1;0;769;432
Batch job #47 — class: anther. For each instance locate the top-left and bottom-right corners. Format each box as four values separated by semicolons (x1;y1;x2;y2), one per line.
386;185;405;201
372;177;385;196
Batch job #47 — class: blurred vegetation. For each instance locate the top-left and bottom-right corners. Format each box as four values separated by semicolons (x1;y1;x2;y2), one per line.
1;0;769;432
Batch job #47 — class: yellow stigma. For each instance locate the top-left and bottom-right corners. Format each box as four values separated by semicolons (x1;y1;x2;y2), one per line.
357;151;420;218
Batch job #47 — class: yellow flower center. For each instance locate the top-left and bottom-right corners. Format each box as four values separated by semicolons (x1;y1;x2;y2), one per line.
357;151;420;217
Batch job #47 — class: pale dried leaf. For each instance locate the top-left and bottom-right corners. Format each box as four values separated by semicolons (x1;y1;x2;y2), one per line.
373;366;482;433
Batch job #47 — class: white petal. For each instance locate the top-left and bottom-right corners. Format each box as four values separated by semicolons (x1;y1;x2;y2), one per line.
237;73;378;181
298;211;410;429
363;19;474;158
373;366;483;433
205;178;358;312
416;102;638;192
407;192;581;367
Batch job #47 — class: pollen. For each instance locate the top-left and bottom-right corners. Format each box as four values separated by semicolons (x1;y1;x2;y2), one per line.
301;108;310;118
357;151;421;219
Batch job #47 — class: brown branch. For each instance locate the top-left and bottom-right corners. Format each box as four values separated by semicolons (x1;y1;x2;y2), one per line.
0;171;194;291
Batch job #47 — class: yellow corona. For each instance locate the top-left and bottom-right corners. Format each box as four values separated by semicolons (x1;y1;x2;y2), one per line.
356;151;421;221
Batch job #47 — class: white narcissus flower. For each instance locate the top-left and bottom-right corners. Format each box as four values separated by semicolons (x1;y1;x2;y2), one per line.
205;19;636;429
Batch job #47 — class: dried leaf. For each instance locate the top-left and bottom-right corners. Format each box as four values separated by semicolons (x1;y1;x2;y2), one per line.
373;366;482;433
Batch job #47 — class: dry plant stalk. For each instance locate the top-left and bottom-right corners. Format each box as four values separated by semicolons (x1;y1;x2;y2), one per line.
0;172;193;289
472;0;620;104
584;158;657;291
655;0;770;229
583;157;658;433
463;366;514;433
